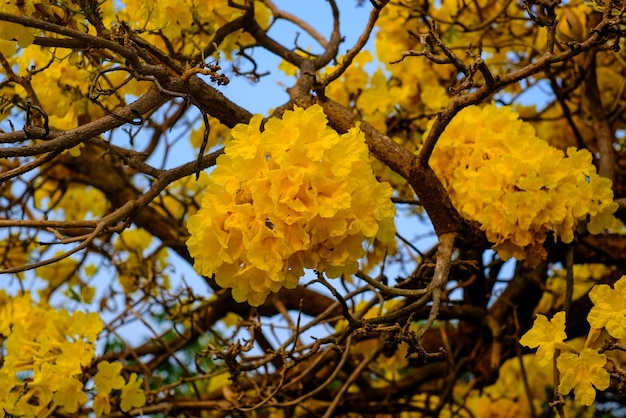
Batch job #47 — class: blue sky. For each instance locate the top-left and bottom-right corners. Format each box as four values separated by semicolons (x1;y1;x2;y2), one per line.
220;1;376;114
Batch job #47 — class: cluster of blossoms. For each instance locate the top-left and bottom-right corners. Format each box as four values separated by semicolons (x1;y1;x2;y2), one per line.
1;0;271;133
119;0;271;58
521;275;626;405
0;294;145;416
186;105;396;306
429;104;620;262
0;294;101;415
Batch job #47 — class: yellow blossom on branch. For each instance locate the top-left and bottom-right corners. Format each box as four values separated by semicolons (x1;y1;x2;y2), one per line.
93;361;142;417
429;104;620;263
52;378;88;413
93;393;113;418
557;348;610;406
587;275;626;339
0;294;103;415
186;105;396;306
519;311;568;366
120;373;146;412
94;361;126;395
117;0;270;58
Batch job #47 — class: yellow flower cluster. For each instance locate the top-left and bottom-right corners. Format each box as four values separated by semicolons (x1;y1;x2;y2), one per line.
186;105;396;306
4;41;147;132
34;172;108;220
1;0;270;135
429;104;620;262
0;294;102;415
375;4;455;114
118;0;271;58
0;294;146;416
36;253;97;303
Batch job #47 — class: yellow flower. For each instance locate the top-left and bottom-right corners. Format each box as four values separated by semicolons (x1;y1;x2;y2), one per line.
67;311;103;342
187;105;396;306
94;361;126;395
56;340;94;375
519;311;567;366
52;378;88;413
557;349;610;406
587;275;626;339
93;393;112;418
120;373;146;412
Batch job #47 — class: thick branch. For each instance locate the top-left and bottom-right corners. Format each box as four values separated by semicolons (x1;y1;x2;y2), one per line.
319;96;480;241
583;52;615;180
0;86;168;158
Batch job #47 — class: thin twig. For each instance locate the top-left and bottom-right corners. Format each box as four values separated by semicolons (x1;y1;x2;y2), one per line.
320;0;388;86
322;340;379;418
